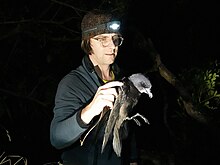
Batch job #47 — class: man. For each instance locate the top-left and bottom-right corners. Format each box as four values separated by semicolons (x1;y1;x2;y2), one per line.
50;9;138;165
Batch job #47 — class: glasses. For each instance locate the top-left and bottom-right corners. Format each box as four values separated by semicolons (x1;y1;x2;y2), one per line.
92;35;124;47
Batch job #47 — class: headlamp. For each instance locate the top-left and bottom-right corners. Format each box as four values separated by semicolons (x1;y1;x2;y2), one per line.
82;21;121;35
107;21;121;31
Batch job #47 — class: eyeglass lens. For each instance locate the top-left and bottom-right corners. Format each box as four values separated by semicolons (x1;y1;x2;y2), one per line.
93;35;123;47
112;35;123;46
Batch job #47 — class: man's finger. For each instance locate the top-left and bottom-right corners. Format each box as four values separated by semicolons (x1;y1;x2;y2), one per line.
101;81;123;89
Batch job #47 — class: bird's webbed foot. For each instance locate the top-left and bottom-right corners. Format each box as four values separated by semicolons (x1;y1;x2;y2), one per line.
124;113;150;126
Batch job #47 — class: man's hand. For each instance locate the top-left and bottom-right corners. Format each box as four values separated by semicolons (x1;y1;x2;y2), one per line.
81;81;123;124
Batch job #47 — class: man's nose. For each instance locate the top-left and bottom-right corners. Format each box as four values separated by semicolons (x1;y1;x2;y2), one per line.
108;38;116;47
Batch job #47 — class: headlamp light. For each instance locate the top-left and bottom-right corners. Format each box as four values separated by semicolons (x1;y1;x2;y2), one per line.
82;21;121;34
107;21;121;31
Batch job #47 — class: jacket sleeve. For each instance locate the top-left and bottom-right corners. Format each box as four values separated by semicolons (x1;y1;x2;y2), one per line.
50;74;93;149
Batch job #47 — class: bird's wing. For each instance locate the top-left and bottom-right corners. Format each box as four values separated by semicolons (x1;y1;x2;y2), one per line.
101;87;124;153
80;106;110;146
112;101;130;157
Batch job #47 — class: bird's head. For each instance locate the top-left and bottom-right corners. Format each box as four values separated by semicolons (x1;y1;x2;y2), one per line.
128;73;153;98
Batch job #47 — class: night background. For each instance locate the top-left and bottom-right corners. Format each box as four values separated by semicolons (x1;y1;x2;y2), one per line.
0;0;219;165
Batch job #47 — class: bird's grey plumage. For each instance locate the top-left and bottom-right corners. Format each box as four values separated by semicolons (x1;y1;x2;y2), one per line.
128;73;153;98
101;73;153;157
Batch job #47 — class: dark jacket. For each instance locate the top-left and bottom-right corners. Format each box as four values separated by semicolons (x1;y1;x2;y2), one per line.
50;55;138;165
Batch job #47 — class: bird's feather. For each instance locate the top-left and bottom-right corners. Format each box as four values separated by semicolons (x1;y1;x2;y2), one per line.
101;89;122;150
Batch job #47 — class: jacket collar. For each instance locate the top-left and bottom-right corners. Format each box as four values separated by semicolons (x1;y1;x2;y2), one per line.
83;55;95;73
82;55;120;78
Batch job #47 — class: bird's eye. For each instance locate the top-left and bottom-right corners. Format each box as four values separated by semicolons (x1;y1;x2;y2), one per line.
140;82;147;88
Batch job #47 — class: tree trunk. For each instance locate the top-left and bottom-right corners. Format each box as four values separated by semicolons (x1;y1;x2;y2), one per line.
144;38;210;123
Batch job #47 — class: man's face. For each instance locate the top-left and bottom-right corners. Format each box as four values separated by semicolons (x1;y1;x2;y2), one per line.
89;33;120;66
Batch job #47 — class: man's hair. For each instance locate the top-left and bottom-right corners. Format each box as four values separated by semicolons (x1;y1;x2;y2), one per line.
81;39;92;55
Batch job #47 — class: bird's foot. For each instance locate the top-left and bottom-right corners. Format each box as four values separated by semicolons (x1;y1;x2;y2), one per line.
124;113;150;126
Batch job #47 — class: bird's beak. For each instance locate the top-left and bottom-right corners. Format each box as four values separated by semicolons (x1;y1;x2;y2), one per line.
145;88;153;98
